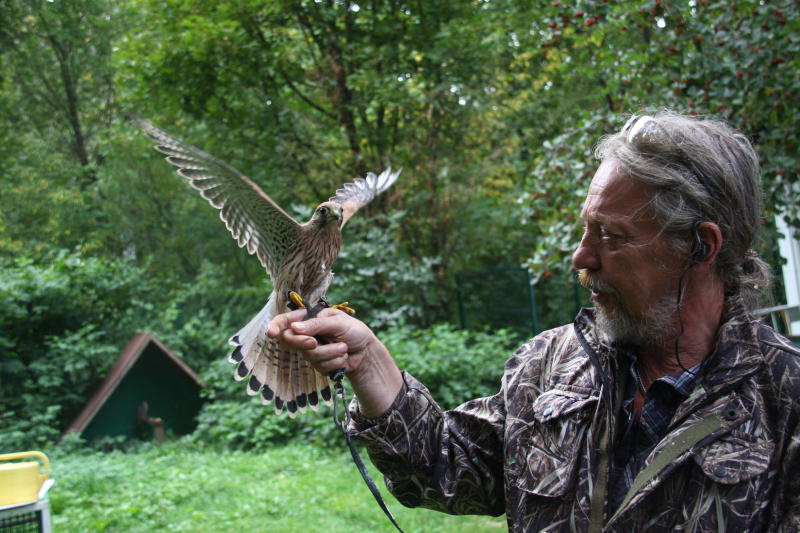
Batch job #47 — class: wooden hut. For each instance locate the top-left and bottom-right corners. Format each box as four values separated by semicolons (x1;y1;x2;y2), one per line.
64;332;205;441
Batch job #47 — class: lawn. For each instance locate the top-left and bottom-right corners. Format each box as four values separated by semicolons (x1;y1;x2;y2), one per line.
48;441;506;532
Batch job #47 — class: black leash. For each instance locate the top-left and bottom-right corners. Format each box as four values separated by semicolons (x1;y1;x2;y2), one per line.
332;379;406;533
289;294;406;533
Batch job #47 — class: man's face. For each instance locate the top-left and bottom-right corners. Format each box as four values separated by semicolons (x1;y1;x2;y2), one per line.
572;160;684;347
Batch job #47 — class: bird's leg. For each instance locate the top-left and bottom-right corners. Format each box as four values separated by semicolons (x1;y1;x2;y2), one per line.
330;301;356;315
288;291;354;315
287;290;306;310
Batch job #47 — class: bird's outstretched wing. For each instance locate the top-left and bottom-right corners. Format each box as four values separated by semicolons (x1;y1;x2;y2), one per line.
137;119;300;278
329;167;401;227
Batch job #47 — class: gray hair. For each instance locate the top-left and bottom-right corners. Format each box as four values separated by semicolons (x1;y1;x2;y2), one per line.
595;110;771;309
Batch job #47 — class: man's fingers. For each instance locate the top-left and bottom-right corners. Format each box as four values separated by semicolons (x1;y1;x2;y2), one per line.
275;326;317;351
303;342;349;374
287;309;341;336
268;308;364;363
267;308;309;338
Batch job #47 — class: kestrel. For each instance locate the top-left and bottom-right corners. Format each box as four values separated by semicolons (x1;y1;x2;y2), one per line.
137;120;400;416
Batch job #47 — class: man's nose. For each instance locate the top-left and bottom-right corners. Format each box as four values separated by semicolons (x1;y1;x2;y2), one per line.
572;232;599;272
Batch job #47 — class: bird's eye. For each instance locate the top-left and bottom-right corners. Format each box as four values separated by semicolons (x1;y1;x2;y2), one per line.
318;206;328;215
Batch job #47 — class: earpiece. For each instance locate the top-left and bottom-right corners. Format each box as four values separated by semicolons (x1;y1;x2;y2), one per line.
689;220;709;266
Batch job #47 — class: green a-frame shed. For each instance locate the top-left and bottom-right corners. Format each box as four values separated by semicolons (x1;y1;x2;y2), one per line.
64;332;205;441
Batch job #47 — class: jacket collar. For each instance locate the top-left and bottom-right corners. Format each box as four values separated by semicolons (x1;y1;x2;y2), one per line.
681;296;764;411
573;296;764;396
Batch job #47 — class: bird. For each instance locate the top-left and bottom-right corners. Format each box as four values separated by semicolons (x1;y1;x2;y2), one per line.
137;119;400;417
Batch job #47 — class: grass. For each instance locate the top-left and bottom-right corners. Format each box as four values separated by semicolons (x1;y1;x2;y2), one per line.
48;441;506;532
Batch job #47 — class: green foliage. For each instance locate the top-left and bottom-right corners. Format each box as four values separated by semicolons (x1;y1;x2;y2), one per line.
188;357;309;452
0;252;151;448
512;0;799;278
332;211;442;328
1;0;798;457
386;323;519;409
0;251;249;450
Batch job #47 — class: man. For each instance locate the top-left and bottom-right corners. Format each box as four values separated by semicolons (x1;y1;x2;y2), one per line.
268;112;800;532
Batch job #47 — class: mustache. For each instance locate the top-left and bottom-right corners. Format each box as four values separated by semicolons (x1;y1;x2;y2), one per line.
577;269;617;295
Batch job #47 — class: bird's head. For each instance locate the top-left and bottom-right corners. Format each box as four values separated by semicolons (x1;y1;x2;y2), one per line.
311;201;343;229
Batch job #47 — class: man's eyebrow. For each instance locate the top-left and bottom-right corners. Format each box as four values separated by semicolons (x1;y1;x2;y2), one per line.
582;210;621;226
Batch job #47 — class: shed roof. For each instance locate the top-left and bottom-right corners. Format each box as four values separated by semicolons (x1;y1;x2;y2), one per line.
64;332;205;436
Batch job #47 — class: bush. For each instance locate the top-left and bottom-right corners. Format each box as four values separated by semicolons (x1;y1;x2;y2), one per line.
0;250;248;450
384;322;519;409
0;251;158;449
0;248;521;452
188;321;521;451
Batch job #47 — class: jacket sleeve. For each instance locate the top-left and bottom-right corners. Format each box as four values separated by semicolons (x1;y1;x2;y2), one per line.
347;371;507;516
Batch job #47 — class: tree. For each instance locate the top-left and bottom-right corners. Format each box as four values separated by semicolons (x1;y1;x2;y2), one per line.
510;0;798;286
113;0;530;323
0;0;124;256
2;0;119;177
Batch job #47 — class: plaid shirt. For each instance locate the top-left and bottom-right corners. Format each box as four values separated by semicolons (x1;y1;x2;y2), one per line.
607;354;704;512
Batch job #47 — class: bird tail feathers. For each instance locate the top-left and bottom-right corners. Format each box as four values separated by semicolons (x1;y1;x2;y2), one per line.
227;295;332;415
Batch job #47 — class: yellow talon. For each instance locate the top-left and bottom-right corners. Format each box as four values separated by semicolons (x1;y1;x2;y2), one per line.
331;302;356;315
288;291;306;309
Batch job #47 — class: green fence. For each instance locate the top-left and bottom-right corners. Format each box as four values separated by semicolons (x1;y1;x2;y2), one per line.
455;265;586;339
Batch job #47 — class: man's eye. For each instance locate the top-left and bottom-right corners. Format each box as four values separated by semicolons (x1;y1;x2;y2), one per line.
600;228;622;242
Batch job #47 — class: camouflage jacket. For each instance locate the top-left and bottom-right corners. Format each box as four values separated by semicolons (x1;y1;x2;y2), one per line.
349;298;800;532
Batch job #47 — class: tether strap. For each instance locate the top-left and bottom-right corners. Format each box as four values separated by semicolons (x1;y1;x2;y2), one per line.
588;417;610;533
333;380;406;533
607;414;724;525
295;294;406;533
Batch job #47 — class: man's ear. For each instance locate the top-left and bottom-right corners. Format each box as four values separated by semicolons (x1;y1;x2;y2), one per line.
691;220;723;266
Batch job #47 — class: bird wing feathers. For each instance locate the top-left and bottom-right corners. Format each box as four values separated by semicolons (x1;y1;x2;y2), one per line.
138;119;401;417
329;167;401;227
137;119;300;278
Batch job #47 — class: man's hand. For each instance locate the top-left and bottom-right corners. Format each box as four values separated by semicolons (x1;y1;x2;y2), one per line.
267;308;404;418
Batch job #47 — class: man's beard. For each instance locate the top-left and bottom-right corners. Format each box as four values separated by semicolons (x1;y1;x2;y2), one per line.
577;269;678;349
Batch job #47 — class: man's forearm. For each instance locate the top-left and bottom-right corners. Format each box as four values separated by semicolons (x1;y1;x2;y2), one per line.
347;339;404;418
